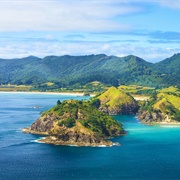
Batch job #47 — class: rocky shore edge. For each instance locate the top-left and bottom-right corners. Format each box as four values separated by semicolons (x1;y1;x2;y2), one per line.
22;128;120;147
138;111;180;126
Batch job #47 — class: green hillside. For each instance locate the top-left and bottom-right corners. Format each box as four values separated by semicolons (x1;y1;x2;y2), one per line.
0;53;180;89
92;86;139;115
154;53;180;88
118;85;155;94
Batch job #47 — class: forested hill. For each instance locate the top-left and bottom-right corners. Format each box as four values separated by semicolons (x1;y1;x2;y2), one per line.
153;53;180;88
0;53;179;88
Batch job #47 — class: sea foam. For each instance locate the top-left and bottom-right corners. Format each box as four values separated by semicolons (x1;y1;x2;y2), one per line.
160;125;180;128
30;137;46;143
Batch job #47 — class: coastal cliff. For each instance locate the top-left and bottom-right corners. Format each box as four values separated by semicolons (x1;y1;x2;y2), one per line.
24;100;125;146
92;86;139;115
138;92;180;125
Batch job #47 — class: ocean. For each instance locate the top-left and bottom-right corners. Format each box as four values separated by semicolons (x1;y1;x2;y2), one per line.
0;92;179;180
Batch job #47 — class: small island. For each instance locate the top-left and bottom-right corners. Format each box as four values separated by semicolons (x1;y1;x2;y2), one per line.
23;99;125;147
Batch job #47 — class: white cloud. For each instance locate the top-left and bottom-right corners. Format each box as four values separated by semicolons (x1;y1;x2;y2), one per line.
0;0;142;32
0;0;179;33
0;0;179;62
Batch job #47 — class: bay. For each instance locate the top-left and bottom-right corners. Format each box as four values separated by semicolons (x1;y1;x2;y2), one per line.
0;92;180;180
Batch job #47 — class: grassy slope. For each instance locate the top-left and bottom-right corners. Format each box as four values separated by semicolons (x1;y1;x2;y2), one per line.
158;86;179;93
157;93;180;110
118;85;155;94
98;86;136;108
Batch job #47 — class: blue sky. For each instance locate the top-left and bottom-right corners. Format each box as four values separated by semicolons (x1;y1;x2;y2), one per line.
0;0;180;62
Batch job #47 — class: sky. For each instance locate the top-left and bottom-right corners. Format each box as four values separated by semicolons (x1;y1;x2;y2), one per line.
0;0;180;62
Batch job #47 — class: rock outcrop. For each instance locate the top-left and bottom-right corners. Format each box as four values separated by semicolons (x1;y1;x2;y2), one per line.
138;110;179;125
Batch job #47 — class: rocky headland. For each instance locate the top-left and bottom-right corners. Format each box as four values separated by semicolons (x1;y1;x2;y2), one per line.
138;92;180;125
138;110;180;125
24;99;125;146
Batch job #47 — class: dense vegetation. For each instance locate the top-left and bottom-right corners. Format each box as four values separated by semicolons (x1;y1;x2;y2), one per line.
154;53;180;88
140;90;180;122
0;53;180;90
45;99;124;137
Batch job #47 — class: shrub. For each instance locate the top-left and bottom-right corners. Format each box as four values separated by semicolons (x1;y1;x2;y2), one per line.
90;98;100;108
58;118;76;128
174;110;180;121
57;100;61;105
64;118;76;128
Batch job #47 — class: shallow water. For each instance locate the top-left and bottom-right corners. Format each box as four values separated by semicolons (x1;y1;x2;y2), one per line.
0;93;180;180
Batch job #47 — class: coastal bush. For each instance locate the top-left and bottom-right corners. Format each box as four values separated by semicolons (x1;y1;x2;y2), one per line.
58;110;64;116
81;111;122;137
90;98;100;108
57;100;61;105
65;118;76;128
58;118;76;128
140;92;158;113
174;110;180;121
48;99;123;136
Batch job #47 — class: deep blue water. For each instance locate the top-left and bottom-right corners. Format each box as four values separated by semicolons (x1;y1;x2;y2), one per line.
0;92;180;180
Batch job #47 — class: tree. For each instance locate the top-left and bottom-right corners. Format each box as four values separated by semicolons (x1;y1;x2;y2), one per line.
57;100;61;105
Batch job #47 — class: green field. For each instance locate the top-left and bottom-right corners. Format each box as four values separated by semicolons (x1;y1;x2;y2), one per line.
0;84;32;91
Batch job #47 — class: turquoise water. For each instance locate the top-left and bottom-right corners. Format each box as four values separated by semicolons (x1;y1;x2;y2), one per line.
0;93;180;180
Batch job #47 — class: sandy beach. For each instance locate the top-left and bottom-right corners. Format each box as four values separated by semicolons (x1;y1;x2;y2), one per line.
132;95;150;101
0;91;87;96
157;122;180;126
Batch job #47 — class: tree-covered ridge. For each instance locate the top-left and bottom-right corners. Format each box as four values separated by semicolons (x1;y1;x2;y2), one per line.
153;53;180;88
0;53;180;89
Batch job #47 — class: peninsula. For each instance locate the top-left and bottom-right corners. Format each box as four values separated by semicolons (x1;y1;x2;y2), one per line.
138;90;180;125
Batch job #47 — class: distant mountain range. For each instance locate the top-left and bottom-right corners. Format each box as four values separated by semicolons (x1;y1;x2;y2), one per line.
0;53;180;88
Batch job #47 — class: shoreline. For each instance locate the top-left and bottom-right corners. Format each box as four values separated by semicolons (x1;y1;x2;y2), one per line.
155;122;180;126
0;91;90;96
38;136;119;147
22;128;120;147
138;121;180;126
